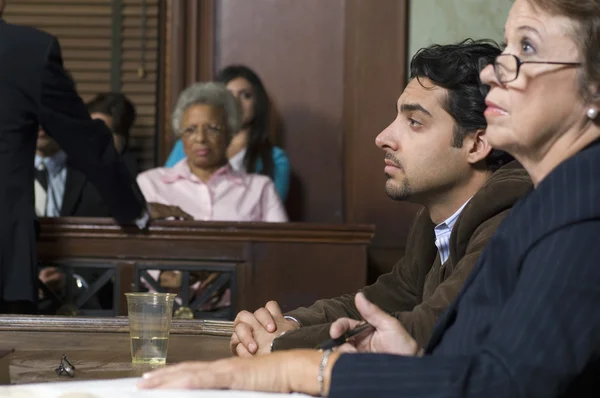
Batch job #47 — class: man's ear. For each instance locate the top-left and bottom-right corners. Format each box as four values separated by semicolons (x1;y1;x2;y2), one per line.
465;128;492;165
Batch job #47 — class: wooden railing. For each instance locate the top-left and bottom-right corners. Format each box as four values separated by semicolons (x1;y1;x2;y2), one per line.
37;218;374;319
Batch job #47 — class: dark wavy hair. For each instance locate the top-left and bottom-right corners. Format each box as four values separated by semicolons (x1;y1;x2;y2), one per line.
216;65;274;178
86;93;137;150
410;38;513;170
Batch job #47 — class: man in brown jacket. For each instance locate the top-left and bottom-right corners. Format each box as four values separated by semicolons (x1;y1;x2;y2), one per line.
230;39;533;356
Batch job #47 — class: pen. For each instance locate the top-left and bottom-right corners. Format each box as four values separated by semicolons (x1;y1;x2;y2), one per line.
316;322;375;350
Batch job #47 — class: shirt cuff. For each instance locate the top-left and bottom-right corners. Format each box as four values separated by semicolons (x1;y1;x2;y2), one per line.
284;315;302;327
134;208;150;230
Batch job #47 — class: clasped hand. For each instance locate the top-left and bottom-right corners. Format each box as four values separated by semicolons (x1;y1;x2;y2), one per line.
230;300;300;356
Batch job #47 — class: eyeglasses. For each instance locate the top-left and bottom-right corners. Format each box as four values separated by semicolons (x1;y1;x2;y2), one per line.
479;54;581;84
181;124;225;139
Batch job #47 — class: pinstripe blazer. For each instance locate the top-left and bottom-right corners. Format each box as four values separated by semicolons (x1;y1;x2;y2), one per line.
330;139;600;398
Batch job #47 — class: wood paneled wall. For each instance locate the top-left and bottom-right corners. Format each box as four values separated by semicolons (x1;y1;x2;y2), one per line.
160;0;420;278
342;0;422;278
214;0;346;223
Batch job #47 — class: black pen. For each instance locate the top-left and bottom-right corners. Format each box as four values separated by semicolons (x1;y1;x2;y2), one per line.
316;322;374;350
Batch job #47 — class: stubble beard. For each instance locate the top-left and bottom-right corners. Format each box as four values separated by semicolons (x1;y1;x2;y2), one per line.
385;174;412;201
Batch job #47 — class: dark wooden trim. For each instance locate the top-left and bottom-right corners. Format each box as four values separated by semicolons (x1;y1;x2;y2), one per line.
343;0;409;226
35;218;370;314
184;0;200;84
110;0;124;92
342;0;358;222
155;0;168;165
37;217;375;244
159;0;215;164
0;316;233;336
199;0;215;81
159;0;183;163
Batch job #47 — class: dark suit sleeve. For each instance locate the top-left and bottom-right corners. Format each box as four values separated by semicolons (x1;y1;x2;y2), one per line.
38;37;144;224
330;221;600;398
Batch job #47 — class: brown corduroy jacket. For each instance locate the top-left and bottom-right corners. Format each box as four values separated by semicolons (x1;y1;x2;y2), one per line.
273;161;533;351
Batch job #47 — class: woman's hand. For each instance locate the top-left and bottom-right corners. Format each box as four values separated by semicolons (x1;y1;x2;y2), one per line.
148;202;193;220
137;349;339;396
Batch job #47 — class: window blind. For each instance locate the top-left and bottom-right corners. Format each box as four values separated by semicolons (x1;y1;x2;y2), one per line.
3;0;160;170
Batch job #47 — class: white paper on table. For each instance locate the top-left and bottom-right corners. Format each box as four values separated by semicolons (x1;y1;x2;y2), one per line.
0;377;311;398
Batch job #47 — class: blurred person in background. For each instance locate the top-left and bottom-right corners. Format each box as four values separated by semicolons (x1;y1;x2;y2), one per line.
0;0;187;313
139;81;287;222
165;65;291;201
138;82;287;311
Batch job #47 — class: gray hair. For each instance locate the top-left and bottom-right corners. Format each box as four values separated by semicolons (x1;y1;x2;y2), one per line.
171;82;242;138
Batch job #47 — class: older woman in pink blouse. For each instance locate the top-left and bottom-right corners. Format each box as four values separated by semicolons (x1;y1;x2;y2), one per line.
138;82;287;305
137;82;287;222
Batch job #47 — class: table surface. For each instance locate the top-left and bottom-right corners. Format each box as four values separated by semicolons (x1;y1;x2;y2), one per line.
0;316;233;385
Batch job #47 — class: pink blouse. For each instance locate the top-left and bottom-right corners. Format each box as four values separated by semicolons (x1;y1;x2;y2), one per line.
136;159;287;307
136;159;288;222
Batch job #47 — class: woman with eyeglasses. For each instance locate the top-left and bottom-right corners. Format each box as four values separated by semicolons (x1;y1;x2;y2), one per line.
165;65;291;202
137;82;287;223
139;0;600;396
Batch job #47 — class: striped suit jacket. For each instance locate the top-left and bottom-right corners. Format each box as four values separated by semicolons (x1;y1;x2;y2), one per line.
330;139;600;398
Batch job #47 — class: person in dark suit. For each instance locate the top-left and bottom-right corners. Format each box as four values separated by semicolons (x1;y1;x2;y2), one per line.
138;0;600;396
34;127;110;219
0;4;183;314
34;126;111;310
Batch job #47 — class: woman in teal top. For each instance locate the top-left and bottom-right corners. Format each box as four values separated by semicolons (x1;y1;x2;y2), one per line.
165;65;290;201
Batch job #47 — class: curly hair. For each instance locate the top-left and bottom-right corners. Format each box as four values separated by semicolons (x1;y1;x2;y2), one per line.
410;38;513;170
171;82;242;144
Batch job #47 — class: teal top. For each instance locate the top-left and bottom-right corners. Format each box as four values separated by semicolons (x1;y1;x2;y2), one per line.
164;139;290;201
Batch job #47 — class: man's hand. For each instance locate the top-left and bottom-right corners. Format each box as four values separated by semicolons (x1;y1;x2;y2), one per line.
138;349;338;396
330;292;420;356
38;267;65;294
148;202;193;220
230;301;300;357
159;270;182;289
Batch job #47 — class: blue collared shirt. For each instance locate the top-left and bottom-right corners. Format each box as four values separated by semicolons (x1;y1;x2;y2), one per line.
34;151;67;217
434;199;471;264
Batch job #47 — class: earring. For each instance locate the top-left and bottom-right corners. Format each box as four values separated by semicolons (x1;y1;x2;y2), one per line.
587;108;598;120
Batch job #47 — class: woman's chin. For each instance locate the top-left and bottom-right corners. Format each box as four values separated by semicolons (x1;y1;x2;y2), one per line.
486;126;514;152
191;157;226;170
192;160;211;170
